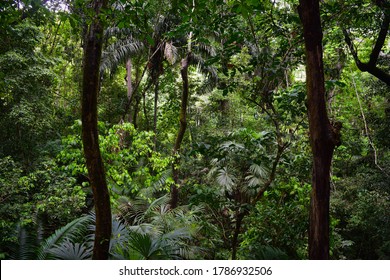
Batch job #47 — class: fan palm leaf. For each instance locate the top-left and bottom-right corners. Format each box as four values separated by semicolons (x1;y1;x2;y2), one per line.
216;167;236;191
127;231;166;260
48;239;92;260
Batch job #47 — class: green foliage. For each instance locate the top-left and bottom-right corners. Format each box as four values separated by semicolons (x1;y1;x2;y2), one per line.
1;0;390;261
0;157;25;254
331;174;390;259
18;159;87;223
0;22;57;165
58;121;173;203
33;199;203;260
239;179;311;259
0;156;87;259
117;196;203;260
36;214;93;260
49;239;92;260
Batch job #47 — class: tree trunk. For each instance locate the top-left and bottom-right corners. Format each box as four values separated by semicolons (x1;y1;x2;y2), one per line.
142;93;149;129
129;61;142;125
125;59;134;122
81;0;112;260
171;54;191;209
298;0;341;260
132;93;141;128
153;79;159;150
231;210;247;260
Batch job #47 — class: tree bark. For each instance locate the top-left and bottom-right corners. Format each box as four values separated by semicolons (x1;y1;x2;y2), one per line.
171;54;191;209
81;0;112;260
298;0;341;260
231;210;247;260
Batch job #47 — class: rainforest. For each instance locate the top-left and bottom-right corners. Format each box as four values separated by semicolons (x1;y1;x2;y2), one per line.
0;0;389;260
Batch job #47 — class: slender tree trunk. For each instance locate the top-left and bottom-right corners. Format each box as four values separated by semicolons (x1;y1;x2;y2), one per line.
171;54;191;208
153;79;159;150
298;0;341;260
132;93;140;128
81;0;111;260
142;85;150;130
231;210;247;260
125;59;133;122
129;61;141;125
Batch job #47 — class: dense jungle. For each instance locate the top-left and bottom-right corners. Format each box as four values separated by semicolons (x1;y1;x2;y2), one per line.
0;0;389;260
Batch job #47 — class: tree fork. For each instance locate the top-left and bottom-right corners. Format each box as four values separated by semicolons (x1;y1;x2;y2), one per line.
81;0;112;260
343;7;390;86
298;0;341;260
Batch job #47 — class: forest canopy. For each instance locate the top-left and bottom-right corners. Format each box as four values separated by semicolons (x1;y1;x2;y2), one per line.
0;0;389;260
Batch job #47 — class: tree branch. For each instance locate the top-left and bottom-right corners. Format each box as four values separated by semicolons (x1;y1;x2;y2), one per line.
369;11;390;66
343;12;390;86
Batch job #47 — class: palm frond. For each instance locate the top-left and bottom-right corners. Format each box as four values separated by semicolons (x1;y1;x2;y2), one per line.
246;245;289;260
195;42;217;57
249;163;268;178
143;195;171;218
118;197;149;225
128;223;163;238
118;195;171;227
49;239;92;260
109;218;130;252
216;167;236;190
128;231;164;260
101;38;144;75
191;53;218;82
164;41;178;65
10;224;36;260
104;27;133;39
36;214;93;260
245;175;265;188
219;141;245;153
161;227;192;241
150;169;172;193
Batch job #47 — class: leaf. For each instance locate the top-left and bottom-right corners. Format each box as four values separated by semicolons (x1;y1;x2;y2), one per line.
216;167;236;190
128;231;163;260
219;141;245;152
145;34;155;46
249;163;268;178
36;214;93;260
49;239;92;260
246;175;263;188
109;219;130;252
164;41;178;65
